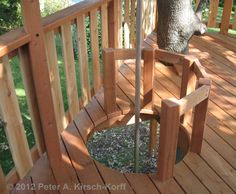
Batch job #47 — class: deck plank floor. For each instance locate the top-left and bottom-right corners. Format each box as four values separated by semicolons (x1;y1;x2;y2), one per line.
11;33;236;194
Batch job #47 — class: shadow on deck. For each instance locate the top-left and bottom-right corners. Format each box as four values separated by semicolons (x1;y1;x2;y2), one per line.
11;33;236;194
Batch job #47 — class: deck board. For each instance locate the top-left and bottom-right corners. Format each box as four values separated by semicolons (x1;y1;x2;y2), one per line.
184;153;234;194
125;173;160;194
12;33;236;194
61;122;109;194
31;156;59;194
124;58;235;194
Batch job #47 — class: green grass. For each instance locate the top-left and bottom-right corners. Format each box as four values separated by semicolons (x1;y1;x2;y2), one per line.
0;4;236;176
0;17;100;175
203;7;235;24
207;27;236;35
0;56;35;175
203;6;236;36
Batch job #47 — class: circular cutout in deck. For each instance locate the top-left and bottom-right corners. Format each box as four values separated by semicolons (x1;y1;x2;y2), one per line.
86;119;190;174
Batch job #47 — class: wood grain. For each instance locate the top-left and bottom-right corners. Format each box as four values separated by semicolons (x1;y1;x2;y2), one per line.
77;14;91;105
158;99;180;181
0;56;33;178
61;23;80;121
90;9;101;92
101;4;109;48
18;46;46;155
220;0;233;34
208;0;220;27
21;0;64;181
45;31;66;133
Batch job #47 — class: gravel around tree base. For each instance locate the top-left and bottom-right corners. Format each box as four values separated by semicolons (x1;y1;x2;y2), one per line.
87;121;159;173
87;120;186;173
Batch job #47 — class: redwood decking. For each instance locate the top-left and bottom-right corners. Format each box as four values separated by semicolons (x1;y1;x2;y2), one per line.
12;33;236;194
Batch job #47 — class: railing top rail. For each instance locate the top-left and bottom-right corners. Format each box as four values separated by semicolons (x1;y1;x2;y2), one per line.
42;0;111;33
0;0;112;58
0;28;31;58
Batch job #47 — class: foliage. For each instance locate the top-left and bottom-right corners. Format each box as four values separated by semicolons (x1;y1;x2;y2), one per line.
0;0;22;35
40;0;73;17
0;0;74;175
0;0;73;35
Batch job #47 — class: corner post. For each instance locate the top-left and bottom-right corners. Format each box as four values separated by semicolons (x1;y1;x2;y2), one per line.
180;57;196;124
143;48;155;109
20;0;63;179
103;49;116;115
158;99;180;181
191;78;211;153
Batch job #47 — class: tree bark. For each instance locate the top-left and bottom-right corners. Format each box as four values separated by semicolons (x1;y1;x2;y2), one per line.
157;0;207;54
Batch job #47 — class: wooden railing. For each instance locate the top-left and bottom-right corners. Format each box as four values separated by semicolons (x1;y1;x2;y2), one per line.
103;48;211;181
0;0;157;190
2;0;232;188
158;53;211;181
155;0;236;35
202;0;236;34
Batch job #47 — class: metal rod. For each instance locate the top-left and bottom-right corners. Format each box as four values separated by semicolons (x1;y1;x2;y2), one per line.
134;0;143;173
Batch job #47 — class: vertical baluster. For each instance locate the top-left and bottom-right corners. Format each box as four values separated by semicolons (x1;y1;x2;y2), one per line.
220;0;233;34
77;15;91;105
208;0;220;27
233;7;236;30
90;9;101;92
130;0;136;48
45;31;66;133
101;4;109;48
18;46;45;156
124;0;130;48
117;0;123;49
0;56;33;179
155;1;158;32
61;23;80;121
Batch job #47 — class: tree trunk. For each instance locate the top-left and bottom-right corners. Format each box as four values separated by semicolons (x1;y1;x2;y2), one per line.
157;0;207;54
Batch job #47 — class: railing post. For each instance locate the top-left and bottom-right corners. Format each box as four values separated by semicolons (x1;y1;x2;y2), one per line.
180;57;196;124
143;48;155;109
158;99;180;181
191;78;211;153
103;49;116;115
20;0;63;180
208;0;220;28
220;0;233;34
149;119;158;157
108;0;122;48
233;8;236;30
154;1;158;32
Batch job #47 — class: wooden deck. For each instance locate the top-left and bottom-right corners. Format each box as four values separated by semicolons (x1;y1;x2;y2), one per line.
11;33;236;194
